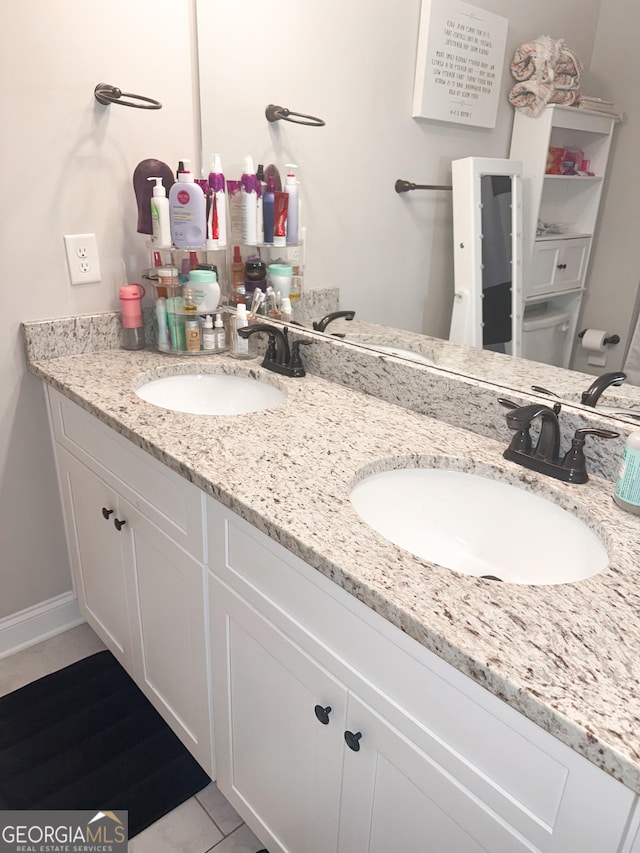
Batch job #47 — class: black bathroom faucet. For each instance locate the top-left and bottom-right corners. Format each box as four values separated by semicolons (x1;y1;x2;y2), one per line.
499;398;619;483
580;371;627;407
312;310;356;333
237;324;311;377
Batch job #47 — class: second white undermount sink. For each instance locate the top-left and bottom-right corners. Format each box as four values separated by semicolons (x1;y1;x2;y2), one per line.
135;372;287;415
350;467;607;585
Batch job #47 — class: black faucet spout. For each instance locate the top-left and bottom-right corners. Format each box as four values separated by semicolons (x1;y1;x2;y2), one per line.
312;310;356;333
580;371;627;407
505;403;560;463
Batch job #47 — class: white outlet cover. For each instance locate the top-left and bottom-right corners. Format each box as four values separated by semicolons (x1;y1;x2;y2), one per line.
63;233;102;285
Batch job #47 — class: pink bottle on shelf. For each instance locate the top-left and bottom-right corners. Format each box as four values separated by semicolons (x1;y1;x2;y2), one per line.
119;283;146;350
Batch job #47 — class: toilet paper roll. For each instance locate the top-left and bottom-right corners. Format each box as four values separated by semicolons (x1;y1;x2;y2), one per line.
581;329;608;367
581;329;608;352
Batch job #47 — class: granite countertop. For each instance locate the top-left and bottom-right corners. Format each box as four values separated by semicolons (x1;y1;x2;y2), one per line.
23;340;640;794
326;317;640;419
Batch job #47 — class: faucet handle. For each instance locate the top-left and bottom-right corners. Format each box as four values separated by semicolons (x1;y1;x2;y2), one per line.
289;339;313;377
497;399;533;454
497;397;520;410
574;427;620;441
531;384;560;398
561;427;620;483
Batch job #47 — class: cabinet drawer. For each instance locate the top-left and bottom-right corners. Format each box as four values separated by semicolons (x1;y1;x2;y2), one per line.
208;498;634;850
528;237;590;298
48;387;205;561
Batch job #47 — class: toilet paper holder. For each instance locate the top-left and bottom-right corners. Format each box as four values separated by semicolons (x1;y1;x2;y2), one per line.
578;330;620;345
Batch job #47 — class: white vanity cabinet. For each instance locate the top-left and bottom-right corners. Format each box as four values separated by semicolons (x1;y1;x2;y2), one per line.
47;388;213;775
207;499;636;853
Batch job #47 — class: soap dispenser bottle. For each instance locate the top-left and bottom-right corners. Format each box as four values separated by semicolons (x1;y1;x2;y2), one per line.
147;177;171;246
169;159;207;249
614;431;640;514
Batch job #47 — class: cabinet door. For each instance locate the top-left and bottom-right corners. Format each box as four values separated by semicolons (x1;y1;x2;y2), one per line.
560;238;589;289
56;447;135;676
338;693;532;853
123;500;212;774
210;575;346;853
528;237;589;298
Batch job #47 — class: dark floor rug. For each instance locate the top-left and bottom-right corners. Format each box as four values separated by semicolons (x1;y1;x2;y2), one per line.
0;649;211;839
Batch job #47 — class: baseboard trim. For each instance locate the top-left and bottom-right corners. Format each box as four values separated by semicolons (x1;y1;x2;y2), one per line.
0;592;84;659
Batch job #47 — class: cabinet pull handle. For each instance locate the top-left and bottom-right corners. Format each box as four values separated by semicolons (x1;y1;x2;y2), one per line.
114;518;127;531
556;263;567;270
314;705;332;725
101;507;114;519
344;730;362;752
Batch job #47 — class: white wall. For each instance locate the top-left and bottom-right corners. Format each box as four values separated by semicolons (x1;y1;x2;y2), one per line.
0;0;198;619
197;0;602;338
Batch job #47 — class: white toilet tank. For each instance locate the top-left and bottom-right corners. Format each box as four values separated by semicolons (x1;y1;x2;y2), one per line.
522;307;572;367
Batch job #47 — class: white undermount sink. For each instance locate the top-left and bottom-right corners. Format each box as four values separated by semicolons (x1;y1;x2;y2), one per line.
350;467;608;585
135;372;287;415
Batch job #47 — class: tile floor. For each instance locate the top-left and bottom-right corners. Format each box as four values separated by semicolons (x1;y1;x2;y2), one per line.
0;623;266;853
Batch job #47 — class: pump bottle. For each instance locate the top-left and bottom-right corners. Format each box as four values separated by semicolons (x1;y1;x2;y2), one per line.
148;177;171;246
169;159;207;249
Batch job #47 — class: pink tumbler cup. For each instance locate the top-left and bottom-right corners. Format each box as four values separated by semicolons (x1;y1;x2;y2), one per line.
119;283;146;350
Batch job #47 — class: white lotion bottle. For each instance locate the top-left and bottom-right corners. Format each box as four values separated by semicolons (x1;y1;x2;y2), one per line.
169;159;207;249
284;164;299;245
241;155;258;246
614;430;640;514
148;177;171;247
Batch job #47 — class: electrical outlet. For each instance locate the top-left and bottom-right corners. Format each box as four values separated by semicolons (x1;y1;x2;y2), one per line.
64;233;102;285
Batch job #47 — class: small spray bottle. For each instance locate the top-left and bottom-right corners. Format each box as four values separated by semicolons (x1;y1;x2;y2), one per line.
207;153;227;249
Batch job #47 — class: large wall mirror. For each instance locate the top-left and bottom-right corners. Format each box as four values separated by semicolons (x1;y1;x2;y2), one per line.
194;0;640;423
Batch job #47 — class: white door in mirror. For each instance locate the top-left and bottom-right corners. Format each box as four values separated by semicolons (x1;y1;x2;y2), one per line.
350;468;607;585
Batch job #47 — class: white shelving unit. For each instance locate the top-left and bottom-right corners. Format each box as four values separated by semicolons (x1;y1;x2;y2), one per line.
509;104;618;368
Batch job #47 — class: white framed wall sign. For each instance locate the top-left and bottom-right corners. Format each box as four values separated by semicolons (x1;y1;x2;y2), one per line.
412;0;508;128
